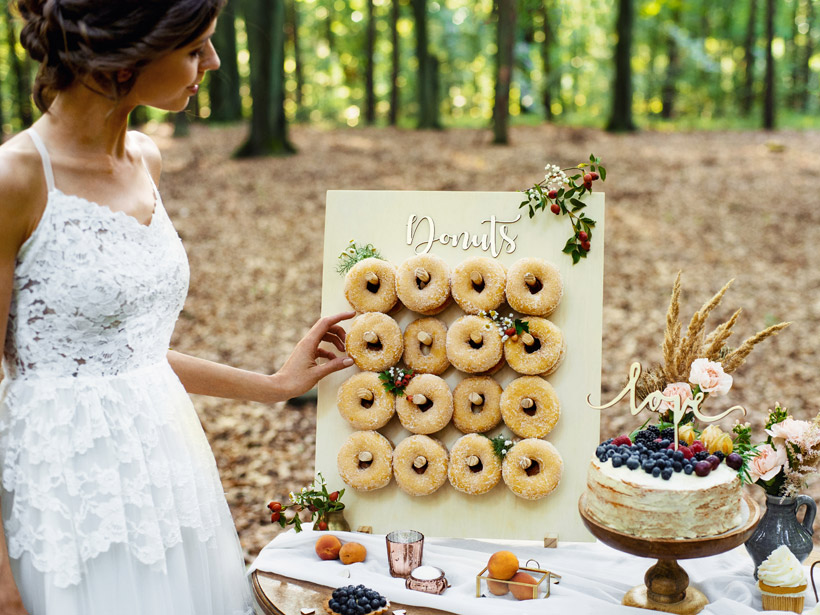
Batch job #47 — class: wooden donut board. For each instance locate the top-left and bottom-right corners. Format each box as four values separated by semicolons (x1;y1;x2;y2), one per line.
317;190;604;542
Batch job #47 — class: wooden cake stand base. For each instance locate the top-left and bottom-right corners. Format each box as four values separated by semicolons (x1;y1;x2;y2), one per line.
579;493;760;614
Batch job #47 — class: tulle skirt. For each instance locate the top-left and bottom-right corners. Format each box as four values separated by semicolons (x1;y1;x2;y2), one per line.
0;361;255;615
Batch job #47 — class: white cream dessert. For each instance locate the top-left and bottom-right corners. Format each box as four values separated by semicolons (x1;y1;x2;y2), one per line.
586;456;742;538
758;545;807;612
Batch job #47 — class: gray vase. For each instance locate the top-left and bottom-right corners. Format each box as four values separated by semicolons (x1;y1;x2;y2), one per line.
745;493;816;579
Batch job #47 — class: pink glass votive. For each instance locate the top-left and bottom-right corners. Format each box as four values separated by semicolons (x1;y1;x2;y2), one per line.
386;530;424;578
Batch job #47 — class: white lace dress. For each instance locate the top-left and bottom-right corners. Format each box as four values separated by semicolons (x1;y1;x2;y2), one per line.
0;130;254;615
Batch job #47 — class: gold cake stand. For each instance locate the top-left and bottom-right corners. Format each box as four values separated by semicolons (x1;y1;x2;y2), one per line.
579;492;761;614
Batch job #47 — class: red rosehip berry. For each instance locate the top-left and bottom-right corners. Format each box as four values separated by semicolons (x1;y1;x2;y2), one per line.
590;171;599;180
504;327;515;336
581;241;591;251
578;231;588;242
550;203;561;215
329;491;339;502
317;521;328;531
309;504;318;512
584;180;593;190
548;189;558;199
268;501;282;512
270;511;281;522
583;173;592;183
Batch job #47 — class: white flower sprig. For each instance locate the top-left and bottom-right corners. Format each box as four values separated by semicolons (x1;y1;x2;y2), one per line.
477;309;529;342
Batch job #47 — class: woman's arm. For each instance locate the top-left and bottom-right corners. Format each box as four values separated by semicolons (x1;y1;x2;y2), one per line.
167;311;356;403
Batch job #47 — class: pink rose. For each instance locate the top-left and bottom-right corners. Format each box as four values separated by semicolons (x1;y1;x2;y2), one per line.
659;382;694;411
688;358;733;396
748;443;787;483
766;418;820;449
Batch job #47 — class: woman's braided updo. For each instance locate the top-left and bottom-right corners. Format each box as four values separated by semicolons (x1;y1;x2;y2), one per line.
16;0;224;112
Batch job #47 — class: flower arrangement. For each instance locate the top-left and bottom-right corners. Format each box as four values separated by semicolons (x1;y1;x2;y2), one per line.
745;405;820;498
266;473;345;532
336;239;383;274
379;366;415;396
477;309;529;342
520;155;605;264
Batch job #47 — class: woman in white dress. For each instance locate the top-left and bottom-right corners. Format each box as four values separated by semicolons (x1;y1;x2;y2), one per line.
0;1;354;613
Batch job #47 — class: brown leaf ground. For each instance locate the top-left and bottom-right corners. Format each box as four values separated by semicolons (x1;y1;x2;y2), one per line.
2;123;820;611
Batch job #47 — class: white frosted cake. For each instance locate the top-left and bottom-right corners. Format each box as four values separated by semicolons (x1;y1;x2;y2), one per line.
586;456;742;539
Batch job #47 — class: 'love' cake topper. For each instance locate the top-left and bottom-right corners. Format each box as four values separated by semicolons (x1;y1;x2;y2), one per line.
587;362;747;450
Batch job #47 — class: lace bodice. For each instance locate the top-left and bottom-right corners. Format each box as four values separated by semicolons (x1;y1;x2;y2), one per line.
2;132;189;380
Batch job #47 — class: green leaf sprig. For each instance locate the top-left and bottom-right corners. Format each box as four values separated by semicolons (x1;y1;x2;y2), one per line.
520;154;606;264
477;309;529;342
266;473;345;532
336;239;384;275
731;422;760;486
379;367;415;397
486;433;516;462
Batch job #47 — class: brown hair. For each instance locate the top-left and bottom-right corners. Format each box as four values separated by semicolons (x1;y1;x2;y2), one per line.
16;0;225;112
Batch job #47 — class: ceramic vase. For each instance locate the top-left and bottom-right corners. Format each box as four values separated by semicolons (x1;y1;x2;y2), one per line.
745;493;816;578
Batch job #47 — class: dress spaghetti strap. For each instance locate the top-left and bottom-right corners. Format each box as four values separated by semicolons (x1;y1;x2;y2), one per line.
26;129;56;193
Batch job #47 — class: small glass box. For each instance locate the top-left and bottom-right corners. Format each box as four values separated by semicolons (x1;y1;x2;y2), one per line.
475;560;561;599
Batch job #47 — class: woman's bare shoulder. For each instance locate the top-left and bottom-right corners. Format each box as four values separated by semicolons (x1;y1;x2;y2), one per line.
0;133;48;247
128;130;162;183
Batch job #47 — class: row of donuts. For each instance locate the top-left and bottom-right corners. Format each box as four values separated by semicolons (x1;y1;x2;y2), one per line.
337;431;563;500
344;254;563;316
345;312;566;376
338;372;560;439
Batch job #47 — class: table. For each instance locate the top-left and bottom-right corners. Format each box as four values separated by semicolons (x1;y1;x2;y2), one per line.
249;530;820;615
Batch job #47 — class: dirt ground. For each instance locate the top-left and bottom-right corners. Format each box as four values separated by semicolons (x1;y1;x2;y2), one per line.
2;122;820;611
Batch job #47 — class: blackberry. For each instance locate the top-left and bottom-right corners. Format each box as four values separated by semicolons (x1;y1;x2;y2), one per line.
694;451;710;461
646;440;665;452
714;451;726;462
660;427;676;441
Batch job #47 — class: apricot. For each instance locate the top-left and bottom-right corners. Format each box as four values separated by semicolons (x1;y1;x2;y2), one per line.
510;572;538;600
487;550;518;581
339;542;367;565
487;579;509;596
314;534;342;560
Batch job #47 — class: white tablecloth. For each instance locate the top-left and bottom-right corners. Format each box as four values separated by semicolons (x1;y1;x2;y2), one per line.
249;528;817;614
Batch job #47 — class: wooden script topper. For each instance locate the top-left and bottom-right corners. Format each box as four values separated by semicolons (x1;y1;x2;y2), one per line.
587;362;746;449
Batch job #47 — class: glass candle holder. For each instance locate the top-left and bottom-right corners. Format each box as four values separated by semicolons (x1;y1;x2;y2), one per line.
385;530;424;578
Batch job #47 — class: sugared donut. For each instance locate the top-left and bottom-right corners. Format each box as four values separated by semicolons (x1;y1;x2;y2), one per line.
337;430;394;491
402;317;449;375
502;438;563;500
336;372;395;430
504;317;565;376
344;258;398;313
505;258;563;316
392;435;449;496
396;254;452;315
445;315;504;374
345;312;403;372
395;374;453;434
447;433;502;495
452;376;503;433
451;257;506;314
500;376;560;438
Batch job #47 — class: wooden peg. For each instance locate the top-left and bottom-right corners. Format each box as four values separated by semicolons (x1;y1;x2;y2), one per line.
363;331;379;344
357;526;373;534
521;332;535;346
468;392;484;406
519;457;533;470
413;456;428;468
357;388;374;401
467;455;481;467
524;272;537;286
365;271;379;285
543;533;559;548
470;331;483;344
521;397;535;409
411;394;428;405
417;331;433;345
470;271;484;285
358;451;373;463
415;267;430;283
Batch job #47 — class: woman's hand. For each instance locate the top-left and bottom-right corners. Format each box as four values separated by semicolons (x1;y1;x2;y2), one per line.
268;311;356;401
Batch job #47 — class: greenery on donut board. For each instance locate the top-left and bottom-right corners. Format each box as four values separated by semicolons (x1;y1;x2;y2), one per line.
336;239;385;275
379;367;416;396
487;433;516;461
520;154;606;265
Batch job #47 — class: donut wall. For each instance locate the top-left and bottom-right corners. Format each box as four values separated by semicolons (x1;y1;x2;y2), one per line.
316;190;605;541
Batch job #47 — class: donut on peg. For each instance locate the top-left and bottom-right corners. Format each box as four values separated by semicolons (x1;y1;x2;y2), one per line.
402;317;450;375
505;257;563;316
500;376;560;438
392;435;449;496
396;254;452;315
504;317;565;376
445;315;504;374
447;433;502;495
396;374;454;434
336;372;395;430
345;312;404;371
337;431;394;491
452;376;503;433
502;438;563;500
451;257;506;314
344;258;398;313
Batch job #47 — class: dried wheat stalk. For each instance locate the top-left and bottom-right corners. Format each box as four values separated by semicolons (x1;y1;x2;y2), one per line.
661;272;682;382
721;321;791;373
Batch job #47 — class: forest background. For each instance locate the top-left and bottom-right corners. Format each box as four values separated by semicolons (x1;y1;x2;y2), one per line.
1;0;820;612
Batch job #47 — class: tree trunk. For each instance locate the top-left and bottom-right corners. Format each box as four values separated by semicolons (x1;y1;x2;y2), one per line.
236;0;295;157
492;0;516;144
740;0;757;116
660;4;680;119
607;0;636;132
411;0;439;128
364;0;376;124
5;5;33;128
799;0;814;112
286;0;306;119
540;2;558;121
210;2;243;122
762;0;775;129
389;0;400;125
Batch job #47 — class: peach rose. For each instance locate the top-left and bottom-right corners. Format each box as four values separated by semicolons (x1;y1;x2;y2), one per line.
688;358;733;396
766;418;820;449
748;443;787;483
659;382;693;411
